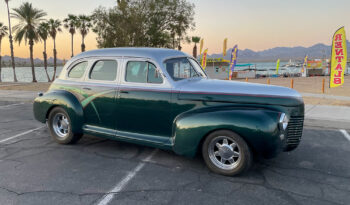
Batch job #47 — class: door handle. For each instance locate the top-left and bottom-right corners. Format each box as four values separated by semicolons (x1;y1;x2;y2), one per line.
120;90;129;94
82;87;91;90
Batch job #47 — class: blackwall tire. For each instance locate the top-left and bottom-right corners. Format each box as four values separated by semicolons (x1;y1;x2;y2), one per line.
47;107;82;144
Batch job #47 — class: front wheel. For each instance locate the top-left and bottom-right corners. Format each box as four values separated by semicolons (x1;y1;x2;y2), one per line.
48;107;82;144
202;130;253;176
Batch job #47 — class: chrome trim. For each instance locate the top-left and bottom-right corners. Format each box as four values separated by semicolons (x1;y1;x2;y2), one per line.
279;113;289;130
208;136;241;170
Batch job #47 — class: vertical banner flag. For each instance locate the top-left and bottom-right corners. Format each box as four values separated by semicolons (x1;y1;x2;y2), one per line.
223;38;228;57
201;49;208;70
330;27;347;88
275;59;280;74
229;45;238;80
199;39;204;55
301;55;308;77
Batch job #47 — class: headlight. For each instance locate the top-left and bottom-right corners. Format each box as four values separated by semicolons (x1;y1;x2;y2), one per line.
279;113;289;130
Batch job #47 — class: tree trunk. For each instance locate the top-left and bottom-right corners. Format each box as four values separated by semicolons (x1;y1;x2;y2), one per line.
43;40;50;82
0;55;2;82
52;38;57;81
6;2;17;82
81;34;86;52
71;33;74;58
193;44;197;59
29;40;37;82
0;38;2;82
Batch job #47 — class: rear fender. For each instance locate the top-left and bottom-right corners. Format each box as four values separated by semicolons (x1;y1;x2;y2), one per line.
172;107;282;158
33;90;84;133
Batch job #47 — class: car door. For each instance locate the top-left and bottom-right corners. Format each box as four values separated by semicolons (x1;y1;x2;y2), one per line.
115;58;173;141
81;58;120;134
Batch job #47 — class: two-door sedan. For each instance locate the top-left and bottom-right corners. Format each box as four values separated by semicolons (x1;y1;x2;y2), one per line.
33;48;304;176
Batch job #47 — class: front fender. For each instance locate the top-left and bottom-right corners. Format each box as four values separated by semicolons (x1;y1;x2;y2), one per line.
172;107;283;158
33;90;84;133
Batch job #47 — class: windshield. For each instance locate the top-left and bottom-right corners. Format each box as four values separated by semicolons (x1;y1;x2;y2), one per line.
163;57;207;81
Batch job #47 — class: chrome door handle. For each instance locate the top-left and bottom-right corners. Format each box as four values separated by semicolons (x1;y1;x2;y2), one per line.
83;87;91;90
120;91;129;94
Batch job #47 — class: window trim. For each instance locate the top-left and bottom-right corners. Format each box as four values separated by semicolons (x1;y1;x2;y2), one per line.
83;58;121;84
87;59;119;82
124;60;165;85
163;57;205;82
66;60;90;80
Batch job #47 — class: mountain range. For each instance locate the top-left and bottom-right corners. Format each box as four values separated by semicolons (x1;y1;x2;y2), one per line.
208;41;350;62
1;55;65;66
1;41;349;65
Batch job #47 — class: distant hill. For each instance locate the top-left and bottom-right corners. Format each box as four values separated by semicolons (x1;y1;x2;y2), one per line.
208;41;350;62
1;55;65;66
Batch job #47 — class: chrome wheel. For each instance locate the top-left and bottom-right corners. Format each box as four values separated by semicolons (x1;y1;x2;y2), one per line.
208;136;241;170
52;113;70;138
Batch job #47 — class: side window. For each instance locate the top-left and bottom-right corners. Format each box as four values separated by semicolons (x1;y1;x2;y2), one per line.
126;61;163;84
126;61;148;83
89;60;118;81
68;61;88;78
147;63;163;84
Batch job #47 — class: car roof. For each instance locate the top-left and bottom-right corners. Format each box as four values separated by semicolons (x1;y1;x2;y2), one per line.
71;47;190;63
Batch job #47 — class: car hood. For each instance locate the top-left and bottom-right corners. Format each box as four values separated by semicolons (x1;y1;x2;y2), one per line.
176;78;303;107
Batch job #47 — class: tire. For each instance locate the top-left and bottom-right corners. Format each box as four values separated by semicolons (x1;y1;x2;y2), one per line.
47;107;82;144
202;130;253;176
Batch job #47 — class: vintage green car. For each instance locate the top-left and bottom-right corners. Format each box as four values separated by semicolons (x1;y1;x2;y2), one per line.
33;48;304;176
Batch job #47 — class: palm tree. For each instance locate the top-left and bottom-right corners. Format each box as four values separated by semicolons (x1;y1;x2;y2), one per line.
0;22;9;82
38;22;50;82
192;36;200;58
12;2;47;83
63;14;79;58
4;0;17;82
47;19;62;81
77;15;92;52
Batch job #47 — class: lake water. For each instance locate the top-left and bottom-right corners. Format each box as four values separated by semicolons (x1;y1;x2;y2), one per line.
0;67;63;82
0;62;348;82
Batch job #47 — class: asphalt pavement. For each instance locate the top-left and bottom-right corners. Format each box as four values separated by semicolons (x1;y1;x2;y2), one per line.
0;102;349;205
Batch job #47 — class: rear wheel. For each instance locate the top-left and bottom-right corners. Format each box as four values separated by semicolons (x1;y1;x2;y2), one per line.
202;130;253;176
48;107;82;144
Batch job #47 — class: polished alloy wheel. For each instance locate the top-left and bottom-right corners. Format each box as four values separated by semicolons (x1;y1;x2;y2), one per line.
52;113;70;138
208;136;241;170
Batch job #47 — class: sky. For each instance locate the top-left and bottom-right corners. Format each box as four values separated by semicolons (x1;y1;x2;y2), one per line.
1;0;350;60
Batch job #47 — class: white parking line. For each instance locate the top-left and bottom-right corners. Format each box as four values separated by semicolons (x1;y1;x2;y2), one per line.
0;103;25;109
340;129;350;142
0;126;45;144
96;149;158;205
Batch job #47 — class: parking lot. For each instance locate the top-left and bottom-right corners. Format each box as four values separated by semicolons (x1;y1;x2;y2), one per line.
0;102;349;205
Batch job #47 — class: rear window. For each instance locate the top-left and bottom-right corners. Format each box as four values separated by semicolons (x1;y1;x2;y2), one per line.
68;61;88;78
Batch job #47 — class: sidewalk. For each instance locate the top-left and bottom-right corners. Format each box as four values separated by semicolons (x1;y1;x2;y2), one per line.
302;92;350;101
0;90;38;102
305;104;350;129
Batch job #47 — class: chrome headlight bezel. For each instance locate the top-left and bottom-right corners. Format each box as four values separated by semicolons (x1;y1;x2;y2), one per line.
279;113;289;131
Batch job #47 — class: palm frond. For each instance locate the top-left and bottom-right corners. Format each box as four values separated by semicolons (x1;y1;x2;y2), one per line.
11;2;47;45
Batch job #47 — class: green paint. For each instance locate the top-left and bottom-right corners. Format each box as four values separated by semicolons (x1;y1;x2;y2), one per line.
33;80;304;159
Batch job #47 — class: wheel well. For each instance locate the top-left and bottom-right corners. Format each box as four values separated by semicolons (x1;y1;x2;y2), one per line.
46;105;59;120
196;128;257;156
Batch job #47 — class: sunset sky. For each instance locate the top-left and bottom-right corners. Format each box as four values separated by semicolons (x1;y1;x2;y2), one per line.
1;0;350;60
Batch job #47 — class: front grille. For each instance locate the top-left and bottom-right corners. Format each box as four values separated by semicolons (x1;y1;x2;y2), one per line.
284;116;304;151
